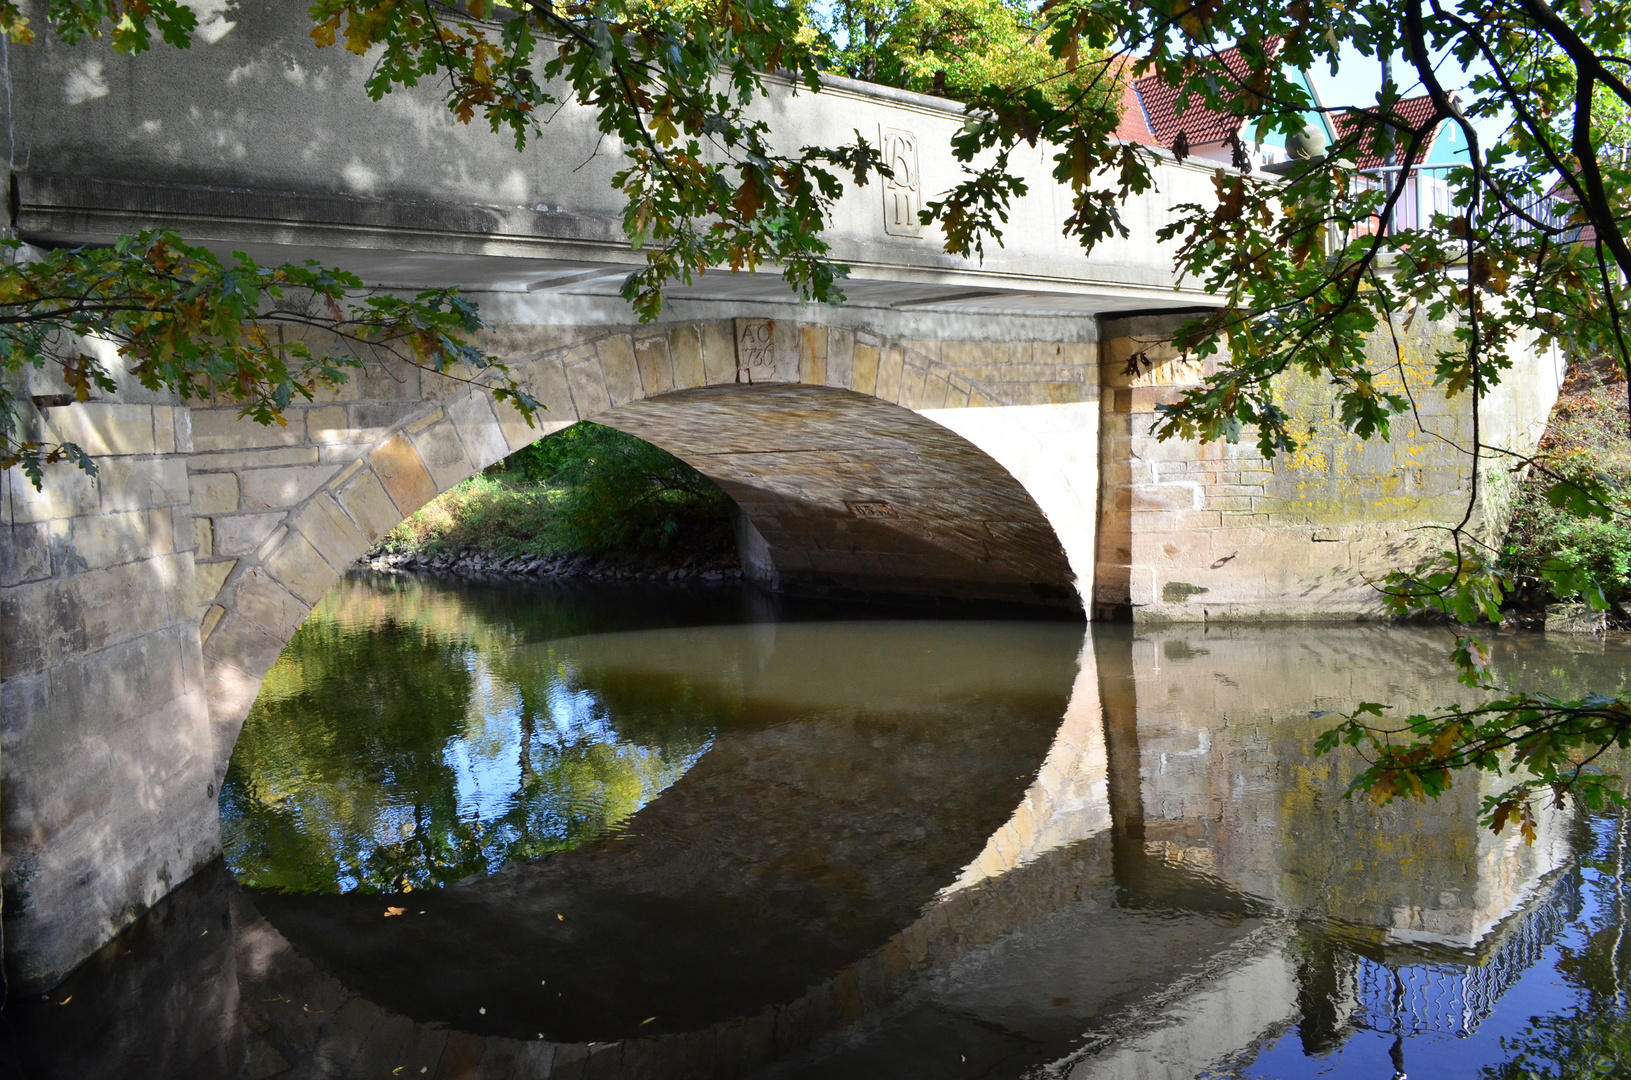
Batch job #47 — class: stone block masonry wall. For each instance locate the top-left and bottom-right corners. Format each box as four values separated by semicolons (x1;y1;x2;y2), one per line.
1094;314;1563;621
186;318;1101;786
0;402;217;993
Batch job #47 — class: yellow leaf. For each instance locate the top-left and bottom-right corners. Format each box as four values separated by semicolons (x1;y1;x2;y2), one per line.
1430;721;1461;760
384;906;406;917
310;16;338;47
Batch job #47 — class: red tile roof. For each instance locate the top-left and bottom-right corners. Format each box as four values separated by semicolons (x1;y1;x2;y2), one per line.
1108;56;1156;144
1132;41;1283;150
1329;94;1445;169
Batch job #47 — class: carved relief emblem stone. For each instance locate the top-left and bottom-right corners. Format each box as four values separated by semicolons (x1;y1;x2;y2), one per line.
880;127;924;238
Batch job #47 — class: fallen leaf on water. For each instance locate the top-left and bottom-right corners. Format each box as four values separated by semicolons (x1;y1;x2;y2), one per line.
384;907;406;917
59;996;72;1005
479;1007;486;1015
557;913;565;921
640;1017;657;1026
393;1069;403;1075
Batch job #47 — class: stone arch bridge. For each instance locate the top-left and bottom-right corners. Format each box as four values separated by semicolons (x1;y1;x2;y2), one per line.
0;2;1566;990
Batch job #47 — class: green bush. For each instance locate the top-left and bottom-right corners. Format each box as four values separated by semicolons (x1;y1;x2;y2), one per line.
520;423;733;553
376;422;735;558
1501;356;1631;606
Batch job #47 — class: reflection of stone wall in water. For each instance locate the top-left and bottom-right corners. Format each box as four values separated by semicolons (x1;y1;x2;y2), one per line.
1102;627;1571;949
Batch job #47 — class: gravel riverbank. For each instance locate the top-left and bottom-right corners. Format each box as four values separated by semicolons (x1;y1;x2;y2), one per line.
357;546;743;585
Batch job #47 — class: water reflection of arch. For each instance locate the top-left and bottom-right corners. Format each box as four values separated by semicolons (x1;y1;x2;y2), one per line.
223;628;1123;1078
33;624;1609;1078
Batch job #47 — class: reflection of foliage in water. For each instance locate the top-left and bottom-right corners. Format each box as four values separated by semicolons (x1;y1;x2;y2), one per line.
220;589;715;894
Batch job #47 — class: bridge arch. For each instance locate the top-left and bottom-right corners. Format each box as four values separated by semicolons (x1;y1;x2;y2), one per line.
193;317;1102;782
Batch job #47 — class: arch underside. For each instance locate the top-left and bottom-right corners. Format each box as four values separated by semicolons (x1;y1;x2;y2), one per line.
604;385;1079;612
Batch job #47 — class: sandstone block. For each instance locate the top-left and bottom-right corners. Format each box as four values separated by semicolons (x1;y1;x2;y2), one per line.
701;321;736;384
227;567;308;645
669;325;706;390
5;462;99;523
190;409;302;452
1;522;51;586
173;408;193;453
187;446;321;472
43;403;157;457
564;357;612;418
263;531;338;606
337;468;403;542
190;471;240;515
240;465;333;511
799;324;827;385
192;560;236;612
152;407;177;455
410;420;476;490
920;373;950;410
96;458;190;512
852;344;880;397
294;493;371;572
369;435;439;516
146;506;174;556
405;407;445;436
304;405;350;444
634;334;674;397
448;393;511;472
519;354;577;423
200;604;225;643
2;555;189;678
826;328;855;390
359;360;422;402
597;334;643;407
897;364;927;409
212;513;282;558
492;397;551;454
349;402;422;444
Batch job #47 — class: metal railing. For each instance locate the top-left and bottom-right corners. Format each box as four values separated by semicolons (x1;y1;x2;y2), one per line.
1345;164;1582;243
1350;869;1582;1038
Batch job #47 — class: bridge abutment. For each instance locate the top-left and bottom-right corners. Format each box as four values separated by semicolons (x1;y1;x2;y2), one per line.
1093;314;1565;622
1;402;219;993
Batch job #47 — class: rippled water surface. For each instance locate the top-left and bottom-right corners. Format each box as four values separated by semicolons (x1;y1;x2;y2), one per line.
7;572;1631;1080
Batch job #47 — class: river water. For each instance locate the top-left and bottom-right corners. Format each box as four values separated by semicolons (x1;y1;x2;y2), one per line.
6;573;1631;1079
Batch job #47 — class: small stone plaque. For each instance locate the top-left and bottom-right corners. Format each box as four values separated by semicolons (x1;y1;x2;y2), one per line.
846;500;898;519
733;319;799;383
